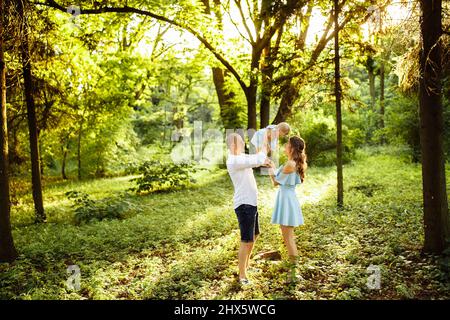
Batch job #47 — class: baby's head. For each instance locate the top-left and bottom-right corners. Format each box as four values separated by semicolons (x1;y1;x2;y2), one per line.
276;122;290;137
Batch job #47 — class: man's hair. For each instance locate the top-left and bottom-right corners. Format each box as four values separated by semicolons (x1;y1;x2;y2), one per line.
226;133;243;149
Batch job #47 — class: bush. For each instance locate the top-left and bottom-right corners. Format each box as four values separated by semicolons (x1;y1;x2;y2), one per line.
291;116;364;167
131;160;197;194
66;191;135;225
383;93;450;162
382;95;421;161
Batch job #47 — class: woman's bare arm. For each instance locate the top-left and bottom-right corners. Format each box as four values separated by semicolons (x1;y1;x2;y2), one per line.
268;161;280;187
282;160;296;174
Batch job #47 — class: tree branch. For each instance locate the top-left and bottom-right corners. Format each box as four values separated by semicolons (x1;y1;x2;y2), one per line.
36;0;249;91
235;0;255;44
222;1;253;45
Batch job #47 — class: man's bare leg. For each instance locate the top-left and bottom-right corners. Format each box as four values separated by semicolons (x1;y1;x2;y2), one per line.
245;235;258;270
239;241;253;280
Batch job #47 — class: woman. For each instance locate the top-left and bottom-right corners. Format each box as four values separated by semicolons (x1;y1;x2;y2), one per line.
268;136;307;283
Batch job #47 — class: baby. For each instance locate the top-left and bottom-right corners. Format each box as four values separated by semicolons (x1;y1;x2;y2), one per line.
250;122;291;154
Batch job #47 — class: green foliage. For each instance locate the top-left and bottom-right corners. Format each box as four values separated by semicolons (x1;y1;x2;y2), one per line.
3;0;450;301
382;94;421;161
291;109;365;167
381;93;450;162
66;191;136;225
2;149;449;300
131;160;198;194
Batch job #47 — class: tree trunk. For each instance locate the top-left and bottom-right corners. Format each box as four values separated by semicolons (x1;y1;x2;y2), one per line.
379;58;385;132
368;63;376;136
334;0;343;207
260;24;284;128
246;50;260;130
259;10;273;129
212;68;240;129
18;0;45;223
419;0;449;254
377;9;386;143
61;140;68;180
0;0;18;262
367;58;376;109
202;0;240;130
245;84;257;130
272;81;298;124
260;45;271;129
77;121;83;180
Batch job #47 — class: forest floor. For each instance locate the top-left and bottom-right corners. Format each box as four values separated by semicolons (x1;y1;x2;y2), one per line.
1;147;450;299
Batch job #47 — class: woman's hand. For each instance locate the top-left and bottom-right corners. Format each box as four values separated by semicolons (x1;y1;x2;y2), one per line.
264;158;276;169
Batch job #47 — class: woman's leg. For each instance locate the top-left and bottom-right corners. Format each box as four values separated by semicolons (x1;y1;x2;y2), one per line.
280;225;299;282
280;225;298;258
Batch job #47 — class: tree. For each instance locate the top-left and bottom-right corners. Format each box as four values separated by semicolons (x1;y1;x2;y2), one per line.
201;0;242;129
272;0;371;124
0;0;18;262
419;0;449;253
334;0;343;207
41;0;301;130
17;0;46;222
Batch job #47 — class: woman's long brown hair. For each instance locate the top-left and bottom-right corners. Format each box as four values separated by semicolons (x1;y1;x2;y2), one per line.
289;136;307;182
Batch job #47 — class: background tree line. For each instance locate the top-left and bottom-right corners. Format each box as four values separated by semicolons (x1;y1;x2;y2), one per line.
0;0;449;262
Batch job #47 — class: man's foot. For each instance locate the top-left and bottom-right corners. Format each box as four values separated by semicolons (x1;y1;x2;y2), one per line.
246;266;261;274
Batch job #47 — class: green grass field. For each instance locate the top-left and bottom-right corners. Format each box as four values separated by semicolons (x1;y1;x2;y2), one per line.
1;147;450;299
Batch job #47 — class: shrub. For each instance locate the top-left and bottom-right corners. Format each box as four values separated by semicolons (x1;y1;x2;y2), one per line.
383;93;450;162
66;191;135;225
131;160;197;194
292;119;364;167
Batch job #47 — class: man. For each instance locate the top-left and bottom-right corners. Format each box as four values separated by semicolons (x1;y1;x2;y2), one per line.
226;132;271;285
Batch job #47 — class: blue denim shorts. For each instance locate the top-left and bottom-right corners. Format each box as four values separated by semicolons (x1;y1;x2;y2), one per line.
235;204;260;242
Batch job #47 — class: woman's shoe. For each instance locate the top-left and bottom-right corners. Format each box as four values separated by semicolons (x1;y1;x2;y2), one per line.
286;273;303;284
285;256;302;284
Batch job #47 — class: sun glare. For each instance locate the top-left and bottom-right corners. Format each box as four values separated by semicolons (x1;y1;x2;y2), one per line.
135;1;415;59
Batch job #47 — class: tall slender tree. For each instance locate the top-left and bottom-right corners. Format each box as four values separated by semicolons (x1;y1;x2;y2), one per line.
419;0;449;253
334;0;343;207
0;0;18;262
378;7;386;140
17;0;45;222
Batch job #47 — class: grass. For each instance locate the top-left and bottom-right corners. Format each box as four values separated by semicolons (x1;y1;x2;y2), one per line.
1;147;450;299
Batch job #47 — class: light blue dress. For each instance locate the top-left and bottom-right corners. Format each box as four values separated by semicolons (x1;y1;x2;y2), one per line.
271;165;304;227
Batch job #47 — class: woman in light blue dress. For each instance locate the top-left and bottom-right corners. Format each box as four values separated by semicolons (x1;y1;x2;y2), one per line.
268;136;307;282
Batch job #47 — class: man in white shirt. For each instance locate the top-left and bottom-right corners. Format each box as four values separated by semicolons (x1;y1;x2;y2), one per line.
226;132;271;285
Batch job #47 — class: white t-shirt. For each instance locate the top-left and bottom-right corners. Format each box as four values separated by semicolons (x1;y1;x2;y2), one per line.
226;152;267;209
